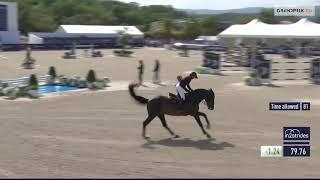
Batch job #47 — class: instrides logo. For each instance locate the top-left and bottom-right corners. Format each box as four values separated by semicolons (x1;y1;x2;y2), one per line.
284;129;309;139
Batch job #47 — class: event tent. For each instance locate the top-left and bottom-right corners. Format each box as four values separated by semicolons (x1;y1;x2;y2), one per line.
218;18;320;39
28;25;144;45
56;25;144;37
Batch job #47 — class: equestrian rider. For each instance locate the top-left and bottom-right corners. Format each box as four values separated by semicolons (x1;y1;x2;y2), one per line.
176;72;198;104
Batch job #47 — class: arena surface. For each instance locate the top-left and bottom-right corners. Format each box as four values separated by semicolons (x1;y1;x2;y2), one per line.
0;48;319;178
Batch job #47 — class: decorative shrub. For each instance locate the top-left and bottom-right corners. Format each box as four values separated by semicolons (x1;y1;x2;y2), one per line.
1;83;9;88
113;49;133;57
8;88;19;99
28;74;39;90
86;69;96;83
103;77;111;86
48;66;57;79
2;87;19;99
117;31;132;48
17;86;29;97
244;77;251;85
78;80;88;88
244;76;262;86
249;71;258;78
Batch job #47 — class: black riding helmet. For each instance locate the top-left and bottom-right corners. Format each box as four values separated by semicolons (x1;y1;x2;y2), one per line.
190;72;198;79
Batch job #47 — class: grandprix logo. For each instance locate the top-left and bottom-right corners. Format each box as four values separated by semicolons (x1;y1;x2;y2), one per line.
283;127;310;141
274;6;315;16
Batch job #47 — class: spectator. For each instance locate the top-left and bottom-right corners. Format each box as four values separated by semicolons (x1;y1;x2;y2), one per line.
153;59;161;84
137;60;144;85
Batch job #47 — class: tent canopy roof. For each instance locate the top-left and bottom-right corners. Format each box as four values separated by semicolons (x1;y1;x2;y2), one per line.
57;25;144;36
218;18;320;39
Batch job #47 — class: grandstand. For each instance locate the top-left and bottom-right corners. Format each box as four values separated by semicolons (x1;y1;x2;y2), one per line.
0;1;20;44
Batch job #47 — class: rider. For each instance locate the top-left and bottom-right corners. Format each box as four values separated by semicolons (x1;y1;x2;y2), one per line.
175;72;198;106
176;75;183;83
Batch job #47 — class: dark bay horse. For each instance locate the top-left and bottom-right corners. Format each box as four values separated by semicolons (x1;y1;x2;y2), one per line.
128;83;215;139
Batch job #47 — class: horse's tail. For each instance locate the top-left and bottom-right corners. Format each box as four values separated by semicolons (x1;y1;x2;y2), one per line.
128;83;149;104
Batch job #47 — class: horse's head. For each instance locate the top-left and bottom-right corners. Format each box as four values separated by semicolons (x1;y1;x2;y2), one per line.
205;88;215;110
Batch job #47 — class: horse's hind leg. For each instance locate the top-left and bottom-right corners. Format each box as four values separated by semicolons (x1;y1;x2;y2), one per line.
193;115;211;139
198;112;211;129
158;114;179;138
142;114;157;139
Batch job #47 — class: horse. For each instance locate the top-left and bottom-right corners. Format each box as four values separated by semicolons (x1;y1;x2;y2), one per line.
128;83;215;139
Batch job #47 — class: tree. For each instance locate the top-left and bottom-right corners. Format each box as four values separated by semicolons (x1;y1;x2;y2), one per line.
162;18;173;37
201;16;218;35
117;30;132;48
234;17;253;24
128;2;140;8
1;0;190;35
29;8;57;31
28;74;39;90
314;17;320;23
48;66;57;79
86;69;96;83
259;9;278;24
123;11;143;25
185;18;201;39
112;5;128;23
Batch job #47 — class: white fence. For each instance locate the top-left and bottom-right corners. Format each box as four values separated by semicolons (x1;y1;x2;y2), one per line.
0;75;51;87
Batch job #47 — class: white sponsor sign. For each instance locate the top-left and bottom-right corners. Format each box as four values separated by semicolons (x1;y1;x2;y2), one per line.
261;146;283;157
274;6;315;16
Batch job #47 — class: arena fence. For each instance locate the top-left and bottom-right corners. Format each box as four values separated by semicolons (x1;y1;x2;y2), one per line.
0;75;51;87
198;50;320;84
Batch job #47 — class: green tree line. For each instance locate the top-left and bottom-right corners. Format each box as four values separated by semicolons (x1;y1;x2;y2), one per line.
3;0;317;39
0;0;221;39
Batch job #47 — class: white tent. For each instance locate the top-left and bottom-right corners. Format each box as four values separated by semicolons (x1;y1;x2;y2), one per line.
195;36;218;41
218;18;320;39
28;25;144;44
57;25;144;37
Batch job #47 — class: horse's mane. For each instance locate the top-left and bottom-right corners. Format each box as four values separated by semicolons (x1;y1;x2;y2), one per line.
192;89;209;95
155;89;211;101
193;88;208;92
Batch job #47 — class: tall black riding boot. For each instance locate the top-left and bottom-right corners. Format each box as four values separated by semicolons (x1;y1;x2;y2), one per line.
178;99;184;109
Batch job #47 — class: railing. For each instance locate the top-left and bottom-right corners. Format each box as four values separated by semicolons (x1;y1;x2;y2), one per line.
0;75;51;87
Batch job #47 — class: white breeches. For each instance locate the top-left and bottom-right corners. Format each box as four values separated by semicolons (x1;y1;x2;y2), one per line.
176;83;186;100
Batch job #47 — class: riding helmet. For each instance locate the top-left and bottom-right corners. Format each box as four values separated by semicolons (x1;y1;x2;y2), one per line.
190;72;198;79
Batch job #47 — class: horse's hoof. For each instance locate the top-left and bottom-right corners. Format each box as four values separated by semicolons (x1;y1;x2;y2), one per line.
206;134;211;139
174;135;180;138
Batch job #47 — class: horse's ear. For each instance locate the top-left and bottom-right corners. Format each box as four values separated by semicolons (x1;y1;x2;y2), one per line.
209;88;214;95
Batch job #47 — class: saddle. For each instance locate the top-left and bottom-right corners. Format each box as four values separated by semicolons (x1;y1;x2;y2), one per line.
169;93;179;99
168;93;191;105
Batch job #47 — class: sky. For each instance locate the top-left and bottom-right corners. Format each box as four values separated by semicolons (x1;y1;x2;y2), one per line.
118;0;320;10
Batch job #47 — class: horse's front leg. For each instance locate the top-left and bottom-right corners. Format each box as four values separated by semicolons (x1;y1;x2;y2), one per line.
193;115;211;139
198;111;210;129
